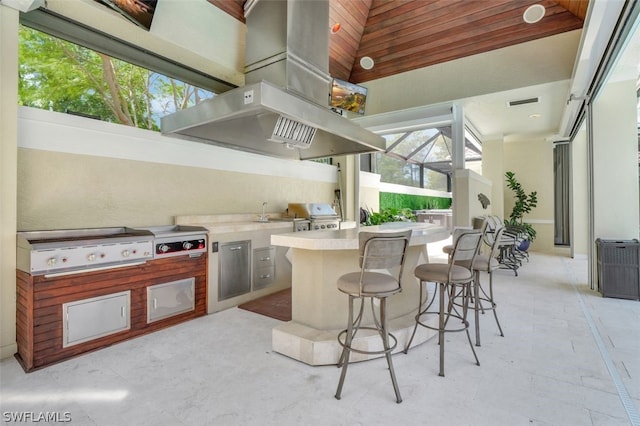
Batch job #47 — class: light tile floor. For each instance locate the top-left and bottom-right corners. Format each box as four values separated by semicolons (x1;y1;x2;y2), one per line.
1;249;639;425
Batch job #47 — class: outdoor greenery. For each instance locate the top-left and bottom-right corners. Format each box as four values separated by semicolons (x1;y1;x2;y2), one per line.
18;26;212;130
361;207;416;226
379;192;451;211
505;171;538;241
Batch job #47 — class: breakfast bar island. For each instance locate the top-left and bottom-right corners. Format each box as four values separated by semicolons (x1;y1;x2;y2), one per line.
270;222;450;365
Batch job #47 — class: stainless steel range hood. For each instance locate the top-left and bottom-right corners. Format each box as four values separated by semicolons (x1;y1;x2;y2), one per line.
160;0;385;160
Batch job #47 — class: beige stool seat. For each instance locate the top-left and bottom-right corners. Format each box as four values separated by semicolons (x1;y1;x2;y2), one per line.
335;230;411;403
337;272;402;296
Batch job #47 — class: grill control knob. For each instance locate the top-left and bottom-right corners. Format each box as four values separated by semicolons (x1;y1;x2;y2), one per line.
47;257;57;266
183;241;193;250
159;244;170;253
122;249;130;257
87;253;96;261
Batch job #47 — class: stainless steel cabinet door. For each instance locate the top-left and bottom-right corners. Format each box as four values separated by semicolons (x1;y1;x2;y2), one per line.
219;240;251;300
147;278;195;323
62;291;130;347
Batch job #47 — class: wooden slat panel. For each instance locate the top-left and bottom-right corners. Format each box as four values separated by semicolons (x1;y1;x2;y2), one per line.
16;254;208;372
351;0;585;82
206;0;245;22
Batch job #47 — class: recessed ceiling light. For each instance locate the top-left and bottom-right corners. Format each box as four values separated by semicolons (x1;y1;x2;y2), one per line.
331;23;341;34
529;113;542;119
360;56;374;70
523;4;545;24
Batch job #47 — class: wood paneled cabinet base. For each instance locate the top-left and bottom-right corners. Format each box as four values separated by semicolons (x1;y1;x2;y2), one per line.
16;255;207;372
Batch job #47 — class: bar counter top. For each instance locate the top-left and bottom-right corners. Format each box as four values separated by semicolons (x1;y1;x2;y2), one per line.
270;222;450;251
270;222;450;366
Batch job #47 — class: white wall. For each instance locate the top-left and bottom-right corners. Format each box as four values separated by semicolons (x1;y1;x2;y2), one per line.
571;127;589;256
591;79;639;241
503;137;555;252
482;138;505;218
362;31;580;116
0;5;19;360
453;169;492;227
17;107;338;231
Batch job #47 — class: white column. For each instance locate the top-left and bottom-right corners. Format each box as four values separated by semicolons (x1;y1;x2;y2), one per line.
0;4;19;359
589;78;639;287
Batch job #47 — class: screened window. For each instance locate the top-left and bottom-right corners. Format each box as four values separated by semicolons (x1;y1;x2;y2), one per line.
18;25;215;131
371;126;481;191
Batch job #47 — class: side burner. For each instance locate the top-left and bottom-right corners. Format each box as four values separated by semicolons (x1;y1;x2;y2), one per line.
136;225;208;258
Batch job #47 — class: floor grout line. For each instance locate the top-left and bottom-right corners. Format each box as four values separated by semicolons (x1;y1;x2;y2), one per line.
563;258;640;426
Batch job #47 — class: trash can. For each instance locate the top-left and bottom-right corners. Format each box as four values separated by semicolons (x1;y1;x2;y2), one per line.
595;239;640;300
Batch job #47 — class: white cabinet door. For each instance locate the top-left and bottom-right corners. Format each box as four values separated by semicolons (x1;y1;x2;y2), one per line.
63;291;130;348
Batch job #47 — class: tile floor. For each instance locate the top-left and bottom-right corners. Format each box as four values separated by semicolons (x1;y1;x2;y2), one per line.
1;248;639;425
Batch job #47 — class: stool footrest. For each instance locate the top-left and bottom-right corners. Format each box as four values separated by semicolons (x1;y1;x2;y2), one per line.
337;327;398;356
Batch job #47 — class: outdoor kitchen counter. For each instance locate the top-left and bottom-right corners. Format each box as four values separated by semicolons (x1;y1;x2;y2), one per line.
270;222;450;366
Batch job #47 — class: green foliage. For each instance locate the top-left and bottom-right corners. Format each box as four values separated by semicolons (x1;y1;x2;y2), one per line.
505;171;538;241
362;207;416;226
379;192;451;211
18;26;212;130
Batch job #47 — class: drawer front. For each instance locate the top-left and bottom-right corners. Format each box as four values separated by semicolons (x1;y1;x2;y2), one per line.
253;265;275;290
254;247;275;267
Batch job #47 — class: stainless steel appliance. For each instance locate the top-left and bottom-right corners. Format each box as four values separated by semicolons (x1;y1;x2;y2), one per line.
287;203;341;231
161;0;385;160
140;225;208;258
16;225;209;371
17;227;155;276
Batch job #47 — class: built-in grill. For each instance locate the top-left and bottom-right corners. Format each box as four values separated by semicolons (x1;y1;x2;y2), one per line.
287;203;341;231
15;225;209;372
138;225;208;258
17;227;155;277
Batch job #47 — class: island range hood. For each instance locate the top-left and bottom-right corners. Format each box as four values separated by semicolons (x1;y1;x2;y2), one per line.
160;0;385;160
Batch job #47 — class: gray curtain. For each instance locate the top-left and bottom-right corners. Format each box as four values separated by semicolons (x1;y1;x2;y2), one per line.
554;143;570;245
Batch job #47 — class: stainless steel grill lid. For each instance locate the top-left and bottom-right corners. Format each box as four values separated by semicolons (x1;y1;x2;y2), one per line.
287;203;338;219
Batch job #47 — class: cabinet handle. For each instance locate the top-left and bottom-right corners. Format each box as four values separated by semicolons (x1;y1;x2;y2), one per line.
260;274;271;279
121;306;125;317
260;256;271;261
229;246;243;251
153;298;157;310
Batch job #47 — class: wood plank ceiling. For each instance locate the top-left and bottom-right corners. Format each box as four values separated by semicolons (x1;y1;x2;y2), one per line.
207;0;587;84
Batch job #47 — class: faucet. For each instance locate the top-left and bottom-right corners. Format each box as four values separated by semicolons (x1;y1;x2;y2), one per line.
258;201;269;222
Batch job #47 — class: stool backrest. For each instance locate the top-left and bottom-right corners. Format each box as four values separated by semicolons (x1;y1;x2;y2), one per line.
358;230;412;275
450;230;483;271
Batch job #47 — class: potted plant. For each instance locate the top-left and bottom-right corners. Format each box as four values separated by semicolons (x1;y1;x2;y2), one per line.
504;171;538;248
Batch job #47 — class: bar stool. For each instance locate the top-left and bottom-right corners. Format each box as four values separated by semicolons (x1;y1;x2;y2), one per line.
404;230;483;377
335;229;411;403
468;225;506;346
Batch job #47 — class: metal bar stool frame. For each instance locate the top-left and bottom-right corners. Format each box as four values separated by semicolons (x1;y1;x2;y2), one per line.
335;230;411;403
471;226;506;345
404;230;483;377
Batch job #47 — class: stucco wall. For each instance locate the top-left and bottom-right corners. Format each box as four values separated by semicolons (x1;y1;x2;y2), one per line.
503;137;555;253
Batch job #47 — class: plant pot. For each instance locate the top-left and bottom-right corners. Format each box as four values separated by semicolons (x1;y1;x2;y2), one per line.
518;240;531;251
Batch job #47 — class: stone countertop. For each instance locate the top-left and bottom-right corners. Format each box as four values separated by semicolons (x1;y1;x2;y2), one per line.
175;214;294;234
271;222;450;250
175;214;358;235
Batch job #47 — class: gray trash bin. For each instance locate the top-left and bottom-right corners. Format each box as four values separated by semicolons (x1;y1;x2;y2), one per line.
595;239;640;300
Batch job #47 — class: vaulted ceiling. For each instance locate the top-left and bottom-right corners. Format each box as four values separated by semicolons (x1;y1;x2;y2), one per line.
207;0;587;84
